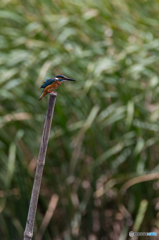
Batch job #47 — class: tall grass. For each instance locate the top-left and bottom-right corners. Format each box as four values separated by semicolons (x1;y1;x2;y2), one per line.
1;0;159;239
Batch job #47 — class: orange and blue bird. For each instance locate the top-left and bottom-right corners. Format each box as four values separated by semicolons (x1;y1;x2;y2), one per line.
39;75;76;100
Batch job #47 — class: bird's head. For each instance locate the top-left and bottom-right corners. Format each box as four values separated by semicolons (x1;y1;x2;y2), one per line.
55;75;76;82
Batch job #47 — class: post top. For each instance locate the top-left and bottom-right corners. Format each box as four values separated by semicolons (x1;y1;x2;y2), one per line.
50;92;57;97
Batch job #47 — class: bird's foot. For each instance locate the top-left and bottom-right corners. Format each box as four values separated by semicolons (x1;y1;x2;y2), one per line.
48;91;55;93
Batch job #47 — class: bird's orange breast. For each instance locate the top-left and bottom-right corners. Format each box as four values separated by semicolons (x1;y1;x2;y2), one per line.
45;80;62;91
52;81;62;89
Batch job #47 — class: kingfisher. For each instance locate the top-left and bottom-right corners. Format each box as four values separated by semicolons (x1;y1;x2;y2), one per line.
39;75;76;100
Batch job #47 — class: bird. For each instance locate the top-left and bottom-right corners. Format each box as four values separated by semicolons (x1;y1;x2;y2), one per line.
39;75;76;100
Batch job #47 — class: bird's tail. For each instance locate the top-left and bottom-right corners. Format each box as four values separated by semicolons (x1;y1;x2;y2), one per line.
39;89;44;101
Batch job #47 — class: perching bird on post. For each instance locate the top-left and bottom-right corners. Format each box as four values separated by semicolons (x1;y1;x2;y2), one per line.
39;75;76;100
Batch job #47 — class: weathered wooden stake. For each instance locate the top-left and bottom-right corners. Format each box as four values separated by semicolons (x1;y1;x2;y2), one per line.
24;92;57;240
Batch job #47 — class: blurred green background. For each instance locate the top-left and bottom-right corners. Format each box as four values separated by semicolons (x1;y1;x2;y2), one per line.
1;0;159;239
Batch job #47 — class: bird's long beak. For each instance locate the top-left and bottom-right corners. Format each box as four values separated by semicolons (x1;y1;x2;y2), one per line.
65;78;76;81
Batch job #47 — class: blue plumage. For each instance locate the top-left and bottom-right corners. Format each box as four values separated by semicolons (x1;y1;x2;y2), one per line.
40;78;55;88
39;88;44;98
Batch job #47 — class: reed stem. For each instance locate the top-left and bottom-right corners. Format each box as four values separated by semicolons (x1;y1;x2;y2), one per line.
24;92;57;240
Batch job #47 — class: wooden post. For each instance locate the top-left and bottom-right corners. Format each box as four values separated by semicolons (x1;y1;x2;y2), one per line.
24;92;57;240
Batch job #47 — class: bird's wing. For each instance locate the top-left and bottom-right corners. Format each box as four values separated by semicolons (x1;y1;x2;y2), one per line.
40;78;55;88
